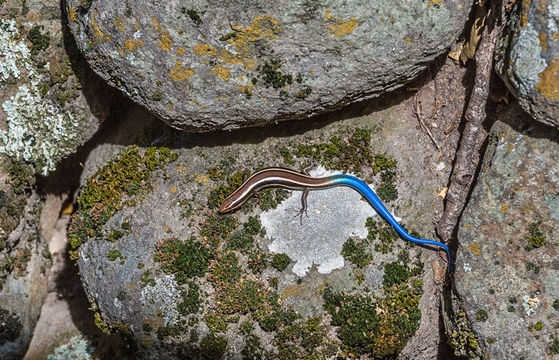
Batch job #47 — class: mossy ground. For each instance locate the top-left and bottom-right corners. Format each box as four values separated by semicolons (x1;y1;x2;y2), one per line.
67;146;178;260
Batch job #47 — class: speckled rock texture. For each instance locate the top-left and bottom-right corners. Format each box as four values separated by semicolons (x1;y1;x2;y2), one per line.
65;0;472;131
452;105;559;359
67;63;467;357
0;156;50;360
0;0;119;175
495;0;559;128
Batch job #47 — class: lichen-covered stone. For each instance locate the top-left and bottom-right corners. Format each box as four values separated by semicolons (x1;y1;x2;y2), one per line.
452;106;559;359
0;0;116;175
65;0;472;131
0;157;50;360
496;0;559;128
69;83;458;358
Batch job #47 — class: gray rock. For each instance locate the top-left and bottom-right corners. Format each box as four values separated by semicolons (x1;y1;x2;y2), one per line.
65;0;472;131
0;156;50;360
452;106;559;359
69;88;456;358
496;1;559;128
0;0;119;175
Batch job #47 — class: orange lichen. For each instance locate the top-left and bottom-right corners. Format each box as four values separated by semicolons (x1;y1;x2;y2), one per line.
466;242;481;256
151;17;163;32
324;9;358;38
538;31;548;51
91;9;111;42
194;43;218;56
113;16;125;32
211;66;232;81
536;57;559;101
158;31;172;51
122;38;144;52
500;203;509;213
168;61;194;82
69;7;77;21
220;15;281;70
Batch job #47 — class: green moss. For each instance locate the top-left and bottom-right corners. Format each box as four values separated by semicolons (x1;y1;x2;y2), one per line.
219;32;237;41
450;308;479;358
323;287;379;354
205;312;228;333
241;335;263;360
258;188;288;211
367;217;397;253
140;270;156;288
200;333;227;359
534;322;543;331
525;221;546;250
27;25;50;55
507;305;515;312
323;254;423;358
248;251;267;274
553;299;559;311
284;128;398;192
341;237;372;268
156;324;184;340
377;169;398;202
525;261;540;274
107;249;124;262
475;309;488;322
178;281;201;315
107;230;124;242
184;8;203;25
155;237;213;284
271;253;291;271
93;311;110;334
68;146;177;259
0;308;22;342
550;335;559;355
383;262;410;287
208;171;245;209
258;59;292;89
294;85;312;99
117;289;126;301
9;159;35;195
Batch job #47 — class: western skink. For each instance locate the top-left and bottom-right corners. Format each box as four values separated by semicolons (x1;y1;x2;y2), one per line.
218;167;451;273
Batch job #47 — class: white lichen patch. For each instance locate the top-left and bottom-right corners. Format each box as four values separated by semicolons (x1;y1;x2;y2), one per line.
139;275;179;325
0;18;80;175
47;335;94;360
261;166;379;277
0;19;31;81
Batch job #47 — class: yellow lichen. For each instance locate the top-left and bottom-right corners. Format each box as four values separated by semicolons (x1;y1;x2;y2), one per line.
113;16;125;32
536;57;559;101
168;61;194;82
538;31;548;51
158;31;172;51
500;203;509;213
123;38;144;52
151;17;163;32
324;9;358;38
466;242;481;256
220;15;281;70
175;47;186;55
69;7;77;21
211;65;231;81
282;285;307;299
194;43;218;56
91;9;111;42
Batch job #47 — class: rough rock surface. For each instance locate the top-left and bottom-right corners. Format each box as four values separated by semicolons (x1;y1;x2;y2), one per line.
0;156;50;360
66;68;465;358
452;106;559;359
65;0;472;131
496;0;559;128
0;0;120;175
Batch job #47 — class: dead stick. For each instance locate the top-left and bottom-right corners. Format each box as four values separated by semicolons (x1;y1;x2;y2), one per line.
437;1;504;245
